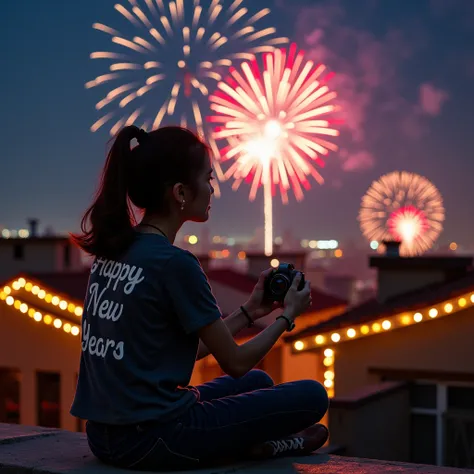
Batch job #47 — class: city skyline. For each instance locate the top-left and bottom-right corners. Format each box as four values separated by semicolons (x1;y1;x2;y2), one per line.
1;0;474;246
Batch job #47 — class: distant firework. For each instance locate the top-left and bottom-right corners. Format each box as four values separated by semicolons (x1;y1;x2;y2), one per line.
359;171;445;256
209;43;341;255
86;0;289;196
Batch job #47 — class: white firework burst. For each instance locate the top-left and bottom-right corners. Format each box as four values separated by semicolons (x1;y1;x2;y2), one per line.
86;0;289;195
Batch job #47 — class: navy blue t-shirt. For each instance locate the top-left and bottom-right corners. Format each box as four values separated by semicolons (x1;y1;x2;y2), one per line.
70;233;222;424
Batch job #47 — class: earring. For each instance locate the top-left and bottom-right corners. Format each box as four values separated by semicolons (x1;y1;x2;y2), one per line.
180;200;185;211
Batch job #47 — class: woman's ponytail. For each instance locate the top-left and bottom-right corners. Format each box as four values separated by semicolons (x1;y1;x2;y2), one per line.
71;126;142;260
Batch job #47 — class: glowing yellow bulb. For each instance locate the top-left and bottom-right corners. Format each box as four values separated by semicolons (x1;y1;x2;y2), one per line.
68;303;76;313
45;294;52;303
315;335;325;345
52;296;60;306
324;370;335;380
53;318;62;329
458;298;466;307
75;307;83;317
347;328;356;338
428;308;438;318
372;323;381;332
331;333;341;343
71;326;80;336
294;340;305;351
18;278;26;286
324;348;334;358
31;285;39;295
0;292;6;300
324;379;333;388
63;323;72;333
24;283;32;292
414;312;423;322
28;308;35;317
14;300;21;310
401;315;411;325
360;325;370;334
12;282;21;291
3;286;11;295
59;300;67;310
470;294;474;304
323;357;333;367
34;312;42;322
188;235;198;245
382;320;391;330
19;303;28;314
270;258;279;268
6;296;14;306
38;290;46;299
44;315;53;325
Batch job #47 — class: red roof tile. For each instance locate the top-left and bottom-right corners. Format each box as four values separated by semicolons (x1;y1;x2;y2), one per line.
26;271;90;302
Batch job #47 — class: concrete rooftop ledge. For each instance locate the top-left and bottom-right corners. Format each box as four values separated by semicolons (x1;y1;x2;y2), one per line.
0;424;471;474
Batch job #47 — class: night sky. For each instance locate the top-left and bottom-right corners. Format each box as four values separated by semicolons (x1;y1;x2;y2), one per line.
1;0;473;246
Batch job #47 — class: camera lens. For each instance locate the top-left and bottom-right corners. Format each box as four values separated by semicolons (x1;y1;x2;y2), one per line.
270;276;289;296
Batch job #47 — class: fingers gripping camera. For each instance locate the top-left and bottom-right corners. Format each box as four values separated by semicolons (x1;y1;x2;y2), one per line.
263;263;306;303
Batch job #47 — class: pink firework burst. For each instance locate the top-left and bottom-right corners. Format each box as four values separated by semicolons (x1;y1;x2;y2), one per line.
359;171;445;256
387;206;429;244
208;42;342;205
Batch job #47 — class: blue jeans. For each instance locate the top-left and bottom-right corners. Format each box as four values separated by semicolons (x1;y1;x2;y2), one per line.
86;370;329;471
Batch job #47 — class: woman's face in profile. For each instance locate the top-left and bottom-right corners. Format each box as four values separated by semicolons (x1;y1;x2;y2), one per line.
187;156;215;223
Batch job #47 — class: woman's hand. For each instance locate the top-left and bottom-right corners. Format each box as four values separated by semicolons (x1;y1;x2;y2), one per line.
243;268;283;321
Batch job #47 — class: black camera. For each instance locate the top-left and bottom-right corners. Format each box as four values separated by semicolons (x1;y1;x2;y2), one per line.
264;263;305;303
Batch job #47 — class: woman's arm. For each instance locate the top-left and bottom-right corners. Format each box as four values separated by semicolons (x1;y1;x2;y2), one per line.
196;304;254;360
197;274;310;378
197;314;290;378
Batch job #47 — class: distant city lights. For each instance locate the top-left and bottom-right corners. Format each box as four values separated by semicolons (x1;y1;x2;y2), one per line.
300;239;339;250
212;236;236;246
1;229;30;239
370;240;379;250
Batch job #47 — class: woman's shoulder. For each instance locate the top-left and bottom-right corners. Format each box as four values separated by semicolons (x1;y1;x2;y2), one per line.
132;234;203;271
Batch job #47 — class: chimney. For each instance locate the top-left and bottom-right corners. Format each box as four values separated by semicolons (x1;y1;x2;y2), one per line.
246;251;307;279
371;242;472;303
28;218;39;237
383;240;401;257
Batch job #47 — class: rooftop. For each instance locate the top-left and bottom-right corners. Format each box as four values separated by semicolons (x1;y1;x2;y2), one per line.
206;268;346;312
286;269;474;342
0;424;469;474
12;266;346;316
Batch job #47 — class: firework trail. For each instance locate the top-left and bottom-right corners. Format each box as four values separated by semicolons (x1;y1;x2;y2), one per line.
209;43;341;254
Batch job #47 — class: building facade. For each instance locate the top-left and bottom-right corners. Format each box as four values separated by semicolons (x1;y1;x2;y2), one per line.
287;245;474;468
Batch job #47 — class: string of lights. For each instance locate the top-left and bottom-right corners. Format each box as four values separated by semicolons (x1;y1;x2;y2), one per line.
291;291;474;397
0;277;82;337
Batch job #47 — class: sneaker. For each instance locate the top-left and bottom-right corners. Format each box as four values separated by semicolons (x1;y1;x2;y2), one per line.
249;423;329;459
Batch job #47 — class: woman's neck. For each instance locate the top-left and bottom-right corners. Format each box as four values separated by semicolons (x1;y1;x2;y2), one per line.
138;215;182;244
